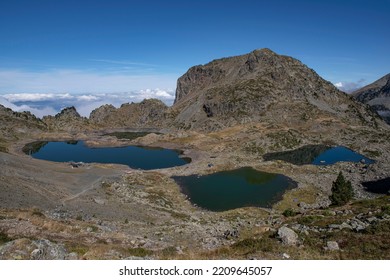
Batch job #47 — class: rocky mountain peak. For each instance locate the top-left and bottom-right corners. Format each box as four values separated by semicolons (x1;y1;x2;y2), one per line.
42;106;91;132
54;106;81;119
89;98;168;128
171;48;382;131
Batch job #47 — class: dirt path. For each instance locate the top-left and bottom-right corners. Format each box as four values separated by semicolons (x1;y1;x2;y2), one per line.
61;176;104;204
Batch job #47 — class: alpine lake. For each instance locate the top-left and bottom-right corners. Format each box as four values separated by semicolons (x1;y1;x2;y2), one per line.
23;140;190;170
23;140;377;212
263;145;374;165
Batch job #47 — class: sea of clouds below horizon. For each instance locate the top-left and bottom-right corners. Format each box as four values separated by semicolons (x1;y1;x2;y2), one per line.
0;89;175;119
0;81;362;119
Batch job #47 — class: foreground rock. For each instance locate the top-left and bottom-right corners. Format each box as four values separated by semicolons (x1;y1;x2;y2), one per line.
277;226;299;246
325;241;340;251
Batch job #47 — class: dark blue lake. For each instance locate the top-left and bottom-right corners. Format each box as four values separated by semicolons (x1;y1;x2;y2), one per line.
173;167;297;211
23;141;190;170
362;177;390;194
263;145;374;165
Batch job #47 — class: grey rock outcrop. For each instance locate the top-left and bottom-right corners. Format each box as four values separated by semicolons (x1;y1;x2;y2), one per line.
30;239;67;260
277;226;299;246
0;239;68;260
325;241;340;251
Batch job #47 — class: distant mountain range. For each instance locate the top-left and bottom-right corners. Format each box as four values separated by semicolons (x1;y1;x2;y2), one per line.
0;48;387;135
352;73;390;124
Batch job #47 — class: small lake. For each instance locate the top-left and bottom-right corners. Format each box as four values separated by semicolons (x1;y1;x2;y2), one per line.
173;167;297;212
362;177;390;194
263;145;374;165
23;141;190;170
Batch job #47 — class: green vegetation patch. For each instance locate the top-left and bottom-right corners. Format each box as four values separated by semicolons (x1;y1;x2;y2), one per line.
146;190;174;208
297;215;323;225
282;208;298;217
363;149;382;158
352;195;390;216
232;236;278;254
243;142;265;155
273;184;317;212
159;246;177;258
268;130;301;150
128;247;153;257
68;244;88;256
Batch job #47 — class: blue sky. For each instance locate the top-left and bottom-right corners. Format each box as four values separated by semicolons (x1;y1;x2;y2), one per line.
0;0;389;116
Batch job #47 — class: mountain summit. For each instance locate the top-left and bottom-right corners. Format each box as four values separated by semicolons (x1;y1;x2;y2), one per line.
170;48;381;131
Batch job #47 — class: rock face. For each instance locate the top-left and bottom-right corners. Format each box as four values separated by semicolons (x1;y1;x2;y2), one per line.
353;73;390;124
171;48;381;131
90;99;168;128
42;106;92;132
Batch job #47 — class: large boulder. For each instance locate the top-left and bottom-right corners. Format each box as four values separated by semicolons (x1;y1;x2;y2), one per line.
277;226;299;246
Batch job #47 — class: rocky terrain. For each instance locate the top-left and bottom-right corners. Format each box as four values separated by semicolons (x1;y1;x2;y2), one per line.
0;105;47;152
42;106;95;132
90;99;168;128
0;49;389;259
353;73;390;124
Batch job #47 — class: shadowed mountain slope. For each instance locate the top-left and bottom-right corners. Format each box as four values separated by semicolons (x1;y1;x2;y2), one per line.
353;73;390;124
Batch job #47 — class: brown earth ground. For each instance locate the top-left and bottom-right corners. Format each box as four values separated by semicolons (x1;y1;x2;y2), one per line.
1;122;389;259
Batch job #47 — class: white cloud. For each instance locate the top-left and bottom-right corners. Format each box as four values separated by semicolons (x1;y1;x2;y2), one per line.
0;96;57;118
0;89;176;118
0;67;178;118
3;93;72;102
77;95;100;101
76;101;110;117
334;79;366;93
137;88;175;99
0;96;20;111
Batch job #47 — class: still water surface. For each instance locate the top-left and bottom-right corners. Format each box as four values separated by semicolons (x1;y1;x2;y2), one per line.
173;167;297;211
24;141;190;170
